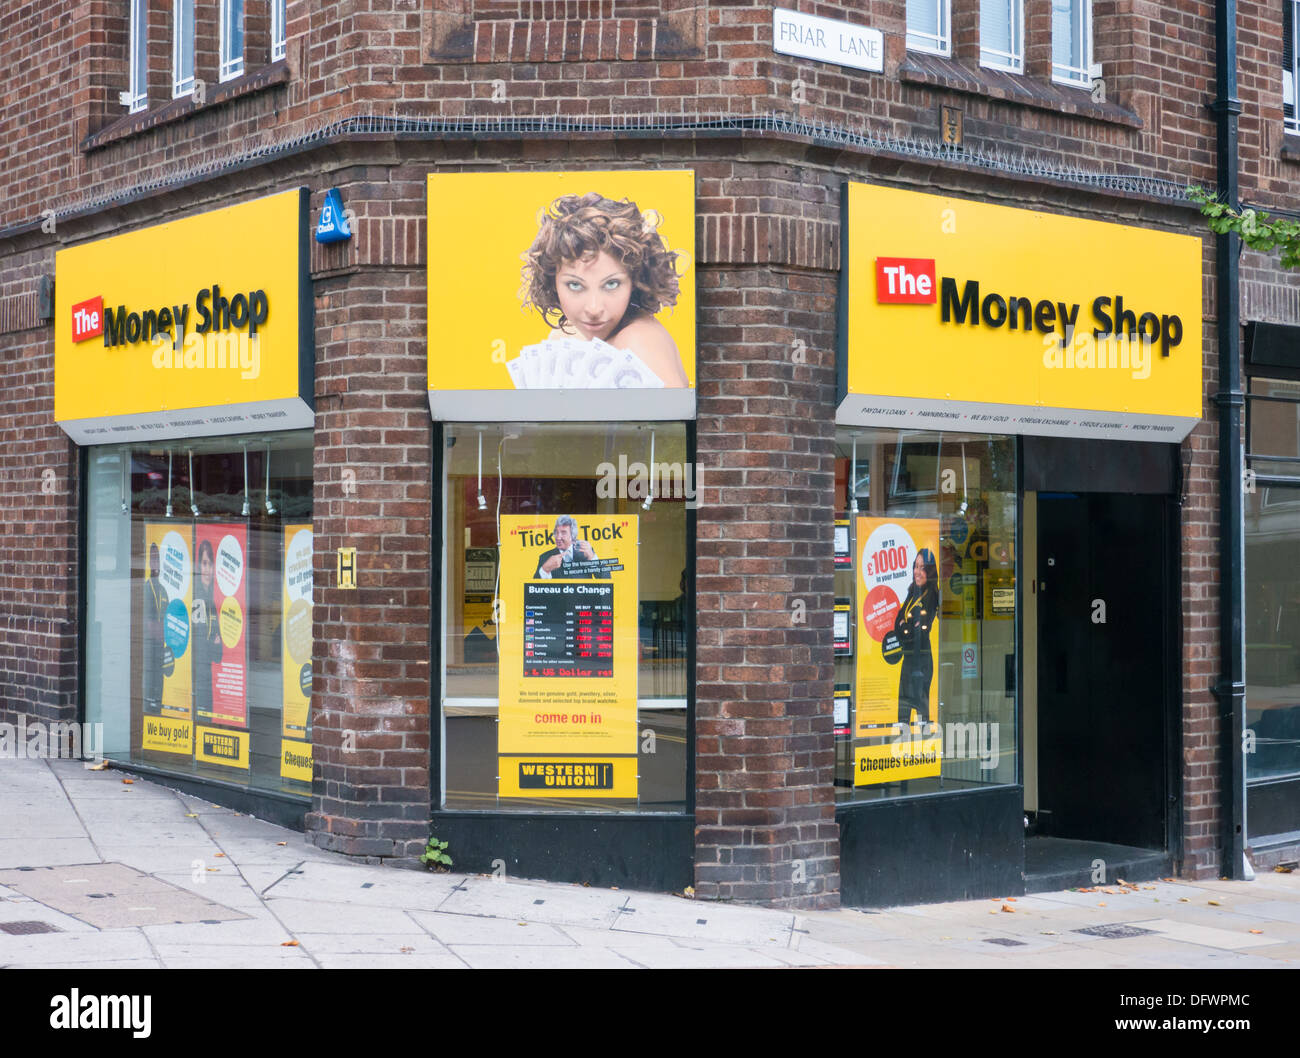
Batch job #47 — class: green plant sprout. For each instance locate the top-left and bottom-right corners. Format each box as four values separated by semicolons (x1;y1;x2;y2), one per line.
1189;186;1300;270
420;836;452;871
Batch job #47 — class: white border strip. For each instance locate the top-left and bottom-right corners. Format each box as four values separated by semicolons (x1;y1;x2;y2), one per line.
428;389;695;422
57;397;314;445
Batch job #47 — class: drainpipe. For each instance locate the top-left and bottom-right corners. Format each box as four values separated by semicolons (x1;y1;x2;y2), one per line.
1211;0;1248;879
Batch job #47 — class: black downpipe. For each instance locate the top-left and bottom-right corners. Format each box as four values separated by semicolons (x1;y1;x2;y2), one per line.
1211;0;1247;878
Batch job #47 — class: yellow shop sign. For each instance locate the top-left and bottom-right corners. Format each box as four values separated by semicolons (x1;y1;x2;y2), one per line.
838;183;1204;440
55;188;313;444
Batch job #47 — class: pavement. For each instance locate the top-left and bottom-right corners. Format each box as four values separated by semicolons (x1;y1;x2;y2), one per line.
2;756;1298;969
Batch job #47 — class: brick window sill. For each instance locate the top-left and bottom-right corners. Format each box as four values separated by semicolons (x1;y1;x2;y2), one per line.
899;54;1143;130
82;61;291;154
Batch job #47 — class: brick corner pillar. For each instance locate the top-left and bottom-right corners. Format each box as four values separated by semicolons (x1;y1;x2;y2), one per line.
694;265;841;910
305;270;433;863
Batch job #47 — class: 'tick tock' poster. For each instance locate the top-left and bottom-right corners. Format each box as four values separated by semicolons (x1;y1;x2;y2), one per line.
496;513;639;798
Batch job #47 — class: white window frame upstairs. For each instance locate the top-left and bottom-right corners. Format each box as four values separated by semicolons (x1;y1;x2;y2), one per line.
127;0;148;112
1285;0;1299;134
980;0;1025;73
272;0;287;62
1052;0;1093;88
220;0;245;82
172;0;195;99
907;0;952;57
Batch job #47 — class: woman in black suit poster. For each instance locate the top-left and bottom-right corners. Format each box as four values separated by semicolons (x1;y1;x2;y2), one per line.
895;548;940;727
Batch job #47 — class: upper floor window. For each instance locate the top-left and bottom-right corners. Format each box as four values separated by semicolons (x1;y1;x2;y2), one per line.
907;0;952;56
220;0;245;82
1286;0;1298;134
272;0;287;62
173;0;195;99
980;0;1024;73
1052;0;1092;88
126;0;148;112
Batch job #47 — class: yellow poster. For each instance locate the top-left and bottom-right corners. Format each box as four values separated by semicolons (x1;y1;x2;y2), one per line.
142;523;193;754
853;516;942;753
281;524;313;738
196;725;249;769
497;513;639;797
280;739;313;784
427;170;695;420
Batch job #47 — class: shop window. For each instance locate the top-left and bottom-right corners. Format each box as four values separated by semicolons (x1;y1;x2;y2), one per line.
220;0;245;81
271;0;286;61
440;423;689;813
127;0;148;112
84;431;314;798
1051;0;1092;88
907;0;952;56
1245;378;1300;793
1286;1;1298;134
980;0;1024;73
833;429;1018;801
173;0;196;99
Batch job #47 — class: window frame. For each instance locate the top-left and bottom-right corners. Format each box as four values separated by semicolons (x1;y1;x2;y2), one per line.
1285;0;1298;135
906;0;952;58
271;0;287;63
172;0;196;100
1051;0;1093;89
979;0;1025;74
126;0;148;113
219;0;245;83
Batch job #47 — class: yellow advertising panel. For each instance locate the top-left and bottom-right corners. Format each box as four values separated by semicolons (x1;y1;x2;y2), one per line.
854;516;941;740
840;183;1203;440
195;725;250;769
427;170;695;421
55;189;312;444
280;739;313;784
497;513;639;797
281;524;313;739
855;738;944;784
141;523;193;754
498;756;638;798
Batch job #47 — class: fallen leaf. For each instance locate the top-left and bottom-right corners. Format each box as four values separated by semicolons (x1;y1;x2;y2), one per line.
1249;929;1263;935
400;946;414;952
1117;878;1129;885
1179;897;1190;902
281;940;299;947
988;909;998;915
88;760;109;771
276;841;287;847
1098;902;1107;907
1143;885;1156;890
1001;904;1015;913
1041;930;1058;936
1275;865;1294;874
206;868;219;873
122;778;134;785
1005;897;1017;902
683;886;695;898
1208;900;1221;906
185;813;198;818
214;853;225;858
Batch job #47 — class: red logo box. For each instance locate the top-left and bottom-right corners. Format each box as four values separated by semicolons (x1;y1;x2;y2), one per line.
71;296;104;342
875;258;936;304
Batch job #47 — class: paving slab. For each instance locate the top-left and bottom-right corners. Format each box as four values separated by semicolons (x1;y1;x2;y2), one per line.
0;838;100;869
265;896;425;936
612;899;797;946
408;910;578;947
0;928;157;966
447;944;642;969
436;875;629;928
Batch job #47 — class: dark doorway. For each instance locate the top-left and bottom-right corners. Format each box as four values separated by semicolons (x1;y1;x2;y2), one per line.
1035;493;1169;852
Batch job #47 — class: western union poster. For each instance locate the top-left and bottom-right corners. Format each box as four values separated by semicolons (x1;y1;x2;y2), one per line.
281;524;313;782
141;524;193;755
854;515;942;786
497;513;639;798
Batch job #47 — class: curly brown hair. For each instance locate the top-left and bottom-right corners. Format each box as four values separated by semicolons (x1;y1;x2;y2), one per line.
520;192;681;330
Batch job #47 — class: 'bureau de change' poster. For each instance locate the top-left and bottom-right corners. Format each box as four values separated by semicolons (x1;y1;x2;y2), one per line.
496;513;638;798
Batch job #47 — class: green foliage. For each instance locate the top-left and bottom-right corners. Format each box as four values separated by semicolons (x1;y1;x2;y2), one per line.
1188;186;1300;269
420;836;453;870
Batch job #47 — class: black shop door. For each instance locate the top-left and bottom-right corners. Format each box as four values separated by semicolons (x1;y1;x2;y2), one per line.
1036;493;1169;851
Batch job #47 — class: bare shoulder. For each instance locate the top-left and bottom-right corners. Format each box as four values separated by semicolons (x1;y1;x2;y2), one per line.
614;316;688;387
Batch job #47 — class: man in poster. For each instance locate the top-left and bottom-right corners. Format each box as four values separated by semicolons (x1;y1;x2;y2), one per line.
533;515;610;580
143;543;165;713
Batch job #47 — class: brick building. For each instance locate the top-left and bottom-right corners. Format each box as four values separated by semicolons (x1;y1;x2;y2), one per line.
1;0;1298;909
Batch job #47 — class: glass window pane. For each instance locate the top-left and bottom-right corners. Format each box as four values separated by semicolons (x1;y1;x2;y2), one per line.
441;423;689;814
834;429;1018;802
84;432;314;798
980;0;1019;69
1246;483;1300;781
907;0;950;54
